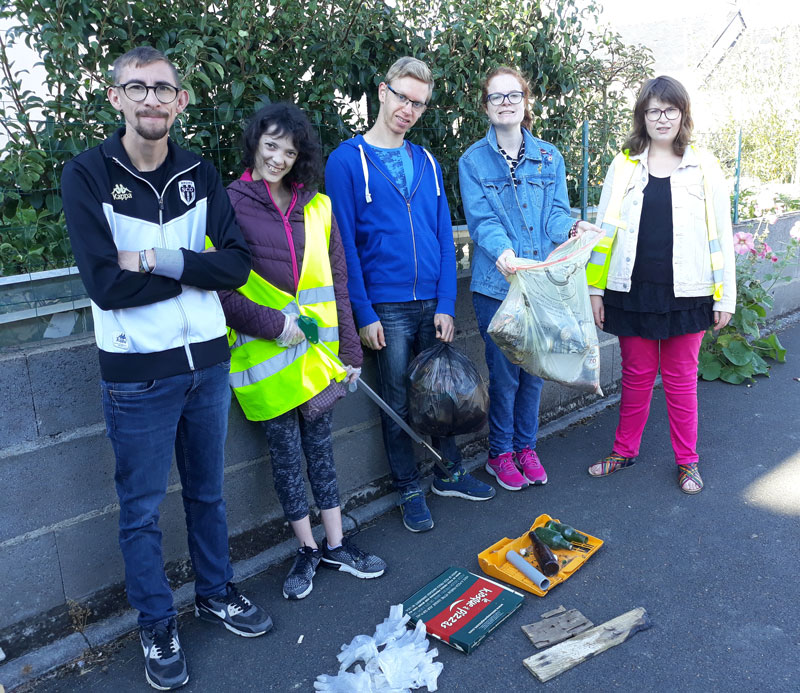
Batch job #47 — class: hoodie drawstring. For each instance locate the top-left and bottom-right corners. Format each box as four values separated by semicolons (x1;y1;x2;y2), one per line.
358;144;373;204
423;149;440;197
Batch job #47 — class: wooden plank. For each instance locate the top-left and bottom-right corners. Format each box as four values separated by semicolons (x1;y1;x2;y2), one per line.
523;607;651;682
521;608;594;648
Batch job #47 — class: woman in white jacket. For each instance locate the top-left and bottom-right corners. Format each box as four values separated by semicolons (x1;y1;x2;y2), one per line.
587;76;735;494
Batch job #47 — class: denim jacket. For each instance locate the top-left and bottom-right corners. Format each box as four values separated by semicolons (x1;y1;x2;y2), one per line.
588;146;736;314
458;126;575;299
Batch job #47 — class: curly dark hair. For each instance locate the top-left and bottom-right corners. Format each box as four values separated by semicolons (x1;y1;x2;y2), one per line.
241;103;322;187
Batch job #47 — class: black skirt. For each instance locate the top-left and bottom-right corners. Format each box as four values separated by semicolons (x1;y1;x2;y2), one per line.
603;281;713;340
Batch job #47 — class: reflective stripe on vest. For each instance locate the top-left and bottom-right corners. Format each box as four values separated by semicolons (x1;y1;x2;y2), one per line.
586;151;638;289
225;193;346;421
587;148;724;300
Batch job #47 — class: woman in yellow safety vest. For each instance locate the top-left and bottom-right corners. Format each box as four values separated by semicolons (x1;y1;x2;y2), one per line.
219;104;386;600
587;76;736;494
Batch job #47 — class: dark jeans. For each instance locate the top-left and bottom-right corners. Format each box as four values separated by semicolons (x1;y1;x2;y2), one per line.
261;409;340;522
373;299;462;493
473;292;543;457
101;361;234;627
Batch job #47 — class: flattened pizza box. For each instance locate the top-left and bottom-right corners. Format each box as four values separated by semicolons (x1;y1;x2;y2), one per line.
402;566;524;653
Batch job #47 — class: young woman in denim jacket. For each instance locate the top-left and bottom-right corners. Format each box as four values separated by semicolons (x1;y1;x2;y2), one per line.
459;67;599;491
587;76;735;494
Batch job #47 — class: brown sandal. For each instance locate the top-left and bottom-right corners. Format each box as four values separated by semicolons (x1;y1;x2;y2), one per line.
678;463;703;494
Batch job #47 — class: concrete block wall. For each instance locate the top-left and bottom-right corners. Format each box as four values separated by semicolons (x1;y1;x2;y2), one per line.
1;212;799;664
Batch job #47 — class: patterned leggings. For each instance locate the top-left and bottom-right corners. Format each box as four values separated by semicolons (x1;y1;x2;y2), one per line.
261;409;340;522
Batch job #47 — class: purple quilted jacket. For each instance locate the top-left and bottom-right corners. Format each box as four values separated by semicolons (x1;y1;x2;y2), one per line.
220;176;362;368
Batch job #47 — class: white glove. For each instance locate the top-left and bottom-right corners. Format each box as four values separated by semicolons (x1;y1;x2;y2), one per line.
496;248;517;277
344;365;361;385
276;313;305;347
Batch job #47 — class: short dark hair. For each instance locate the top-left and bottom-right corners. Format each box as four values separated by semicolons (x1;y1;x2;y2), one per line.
112;46;181;86
241;103;322;187
623;75;694;156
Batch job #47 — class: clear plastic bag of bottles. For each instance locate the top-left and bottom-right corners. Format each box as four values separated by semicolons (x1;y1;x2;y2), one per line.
488;232;603;395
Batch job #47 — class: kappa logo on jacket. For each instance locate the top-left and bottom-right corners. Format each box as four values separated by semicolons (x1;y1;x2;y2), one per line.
178;180;196;206
111;184;132;201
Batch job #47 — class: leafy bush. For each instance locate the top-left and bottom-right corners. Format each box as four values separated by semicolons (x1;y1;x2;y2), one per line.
0;0;652;275
699;214;800;384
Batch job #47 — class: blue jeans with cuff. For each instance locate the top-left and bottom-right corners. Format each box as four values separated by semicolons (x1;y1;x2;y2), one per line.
473;292;543;457
101;360;234;627
373;299;462;494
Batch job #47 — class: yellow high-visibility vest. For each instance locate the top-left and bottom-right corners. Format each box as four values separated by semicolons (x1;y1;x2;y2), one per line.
219;193;346;421
587;147;724;301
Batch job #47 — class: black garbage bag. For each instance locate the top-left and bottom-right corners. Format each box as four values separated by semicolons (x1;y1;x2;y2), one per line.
407;342;488;437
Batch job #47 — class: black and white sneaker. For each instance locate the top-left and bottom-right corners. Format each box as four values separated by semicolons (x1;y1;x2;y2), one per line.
321;537;387;579
195;582;272;637
283;546;322;600
139;618;188;691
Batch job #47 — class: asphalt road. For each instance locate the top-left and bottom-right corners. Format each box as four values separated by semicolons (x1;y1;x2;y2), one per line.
24;323;800;693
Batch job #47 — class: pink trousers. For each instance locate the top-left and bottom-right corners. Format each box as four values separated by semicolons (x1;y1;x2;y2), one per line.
613;331;705;465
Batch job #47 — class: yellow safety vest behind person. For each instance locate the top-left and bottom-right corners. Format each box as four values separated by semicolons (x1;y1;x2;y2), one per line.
219;193;346;421
587;147;724;301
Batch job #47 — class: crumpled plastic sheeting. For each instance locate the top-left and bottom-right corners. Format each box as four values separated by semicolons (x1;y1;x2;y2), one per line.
314;605;443;692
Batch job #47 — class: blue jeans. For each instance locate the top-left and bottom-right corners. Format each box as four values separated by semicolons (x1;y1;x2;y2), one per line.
373;300;462;493
101;361;234;627
473;292;543;457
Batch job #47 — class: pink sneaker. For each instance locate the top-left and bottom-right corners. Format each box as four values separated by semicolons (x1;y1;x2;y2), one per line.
485;452;528;491
515;447;547;485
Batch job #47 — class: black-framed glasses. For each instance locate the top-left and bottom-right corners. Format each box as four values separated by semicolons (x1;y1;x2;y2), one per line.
644;107;681;122
486;91;524;106
114;82;181;104
385;84;428;112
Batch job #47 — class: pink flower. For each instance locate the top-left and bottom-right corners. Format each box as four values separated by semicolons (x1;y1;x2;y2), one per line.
790;222;800;241
771;255;779;263
733;231;755;255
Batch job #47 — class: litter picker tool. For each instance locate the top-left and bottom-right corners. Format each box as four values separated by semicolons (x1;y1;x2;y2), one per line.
296;315;455;480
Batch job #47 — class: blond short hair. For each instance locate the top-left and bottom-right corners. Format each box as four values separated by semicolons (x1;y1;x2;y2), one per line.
385;57;433;98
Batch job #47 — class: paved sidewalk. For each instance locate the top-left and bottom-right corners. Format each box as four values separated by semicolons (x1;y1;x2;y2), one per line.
8;322;800;692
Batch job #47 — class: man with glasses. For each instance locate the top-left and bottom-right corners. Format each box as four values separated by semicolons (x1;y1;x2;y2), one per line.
61;46;270;691
325;56;495;534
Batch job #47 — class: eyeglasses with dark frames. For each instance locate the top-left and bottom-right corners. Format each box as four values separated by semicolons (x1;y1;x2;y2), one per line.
114;82;181;104
485;91;524;106
644;107;681;122
385;84;428;112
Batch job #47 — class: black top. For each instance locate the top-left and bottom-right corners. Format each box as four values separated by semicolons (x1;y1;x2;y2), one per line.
603;174;713;340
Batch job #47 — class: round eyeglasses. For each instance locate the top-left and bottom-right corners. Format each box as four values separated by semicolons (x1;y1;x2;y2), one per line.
485;91;524;106
644;107;681;122
114;82;181;104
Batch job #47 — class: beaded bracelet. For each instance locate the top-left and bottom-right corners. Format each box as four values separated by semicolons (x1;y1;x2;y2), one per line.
569;219;581;238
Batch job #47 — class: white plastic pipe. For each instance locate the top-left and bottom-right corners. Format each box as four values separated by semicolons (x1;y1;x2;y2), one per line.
506;549;551;591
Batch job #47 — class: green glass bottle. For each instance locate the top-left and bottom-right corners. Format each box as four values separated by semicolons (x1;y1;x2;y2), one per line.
533;526;573;551
545;520;588;544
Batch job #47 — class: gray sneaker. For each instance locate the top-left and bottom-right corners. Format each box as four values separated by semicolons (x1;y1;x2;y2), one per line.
139;617;188;691
321;537;387;578
282;546;322;600
195;583;272;637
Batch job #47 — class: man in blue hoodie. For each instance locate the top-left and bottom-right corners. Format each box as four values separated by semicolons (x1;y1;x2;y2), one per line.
325;57;495;533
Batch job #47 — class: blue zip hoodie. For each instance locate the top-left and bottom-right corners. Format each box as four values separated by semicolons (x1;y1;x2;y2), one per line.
324;134;457;329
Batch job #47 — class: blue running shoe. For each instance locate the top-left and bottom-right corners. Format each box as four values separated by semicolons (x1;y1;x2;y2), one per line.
399;489;434;532
432;468;496;501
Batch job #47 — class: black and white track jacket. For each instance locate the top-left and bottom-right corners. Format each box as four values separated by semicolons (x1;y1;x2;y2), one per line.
61;128;251;381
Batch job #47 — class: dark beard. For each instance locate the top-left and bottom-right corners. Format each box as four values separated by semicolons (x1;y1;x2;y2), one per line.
133;120;170;141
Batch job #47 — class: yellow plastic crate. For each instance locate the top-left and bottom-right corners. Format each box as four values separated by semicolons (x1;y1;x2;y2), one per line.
478;513;603;597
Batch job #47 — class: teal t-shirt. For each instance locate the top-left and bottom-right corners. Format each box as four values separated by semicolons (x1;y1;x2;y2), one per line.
368;142;414;198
